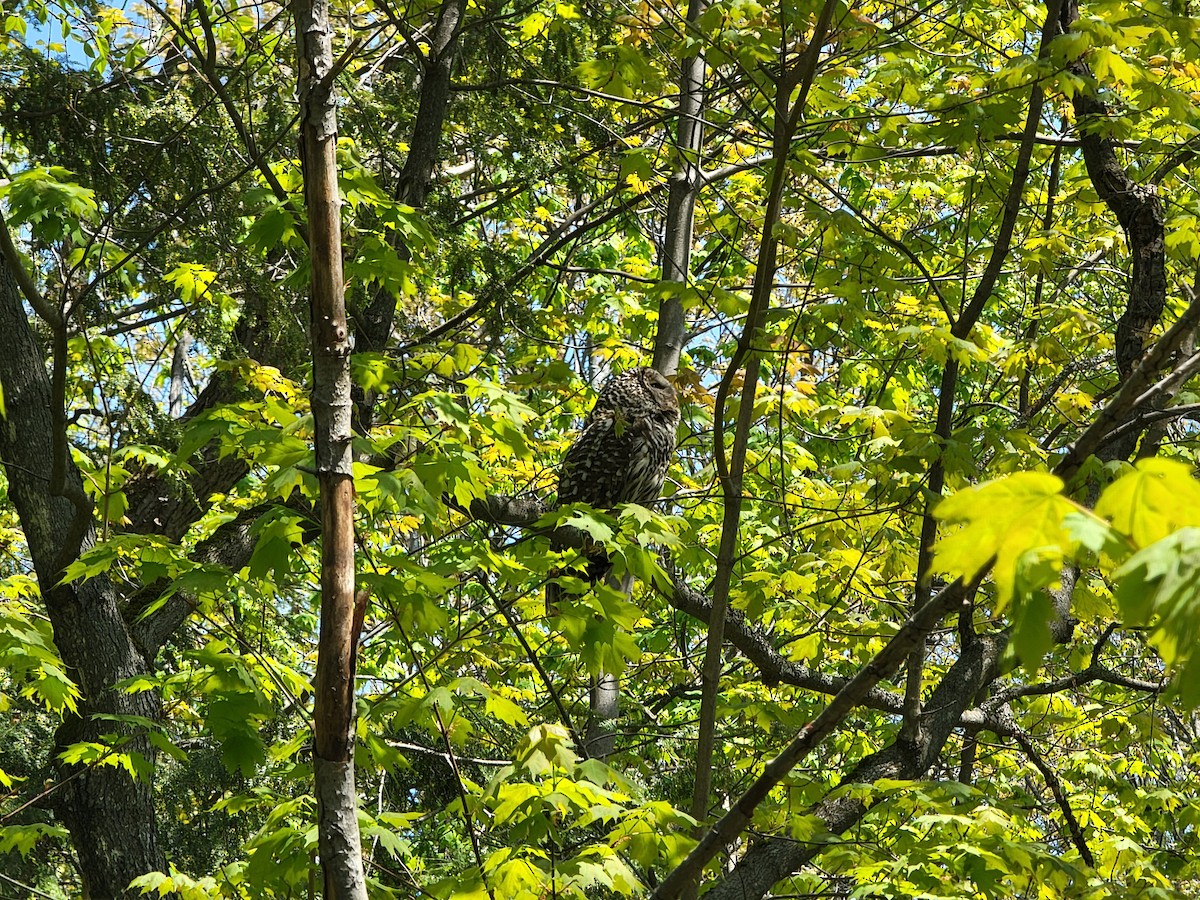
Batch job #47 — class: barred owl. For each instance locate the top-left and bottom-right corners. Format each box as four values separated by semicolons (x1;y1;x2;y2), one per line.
549;367;680;606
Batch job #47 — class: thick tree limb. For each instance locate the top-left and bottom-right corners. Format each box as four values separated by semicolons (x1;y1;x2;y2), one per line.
467;491;546;526
1054;282;1200;481
663;577;906;715
131;507;262;656
689;595;1000;900
0;205;60;327
1051;0;1168;467
652;577;972;900
1060;2;1165;380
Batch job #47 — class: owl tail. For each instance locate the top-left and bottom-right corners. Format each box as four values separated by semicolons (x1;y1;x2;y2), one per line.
545;548;614;616
545;579;562;618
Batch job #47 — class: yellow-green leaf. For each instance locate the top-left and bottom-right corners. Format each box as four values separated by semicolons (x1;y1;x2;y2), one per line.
933;472;1082;611
1095;458;1200;548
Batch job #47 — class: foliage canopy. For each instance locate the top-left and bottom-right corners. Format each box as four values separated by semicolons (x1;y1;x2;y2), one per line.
2;0;1200;897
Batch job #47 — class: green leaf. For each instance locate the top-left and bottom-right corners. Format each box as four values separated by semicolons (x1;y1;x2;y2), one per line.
1112;527;1200;632
485;692;530;728
3;166;98;242
244;202;300;253
1012;584;1054;672
248;508;306;582
0;823;70;857
1110;527;1200;706
562;507;616;543
60;542;121;583
515;724;579;776
208;694;268;775
164;262;218;303
1061;510;1131;563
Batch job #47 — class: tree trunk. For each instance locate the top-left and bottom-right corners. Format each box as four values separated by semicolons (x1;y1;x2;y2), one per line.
651;0;706;377
689;0;836;858
357;0;467;368
0;245;165;897
1059;0;1166;403
294;0;368;895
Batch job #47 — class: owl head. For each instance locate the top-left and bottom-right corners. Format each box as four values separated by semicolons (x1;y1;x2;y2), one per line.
594;366;679;420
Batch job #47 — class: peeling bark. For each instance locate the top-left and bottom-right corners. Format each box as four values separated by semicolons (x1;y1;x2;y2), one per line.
295;0;368;892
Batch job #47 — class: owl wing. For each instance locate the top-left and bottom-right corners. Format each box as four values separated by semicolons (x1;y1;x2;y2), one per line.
557;412;636;508
557;412;671;509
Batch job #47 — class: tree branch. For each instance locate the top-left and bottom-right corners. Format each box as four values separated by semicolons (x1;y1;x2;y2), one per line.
0;205;61;327
653;575;974;900
1054;281;1200;480
1009;718;1096;867
698;618;1003;900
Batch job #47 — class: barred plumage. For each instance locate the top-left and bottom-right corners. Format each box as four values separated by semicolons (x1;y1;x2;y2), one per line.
557;367;680;509
549;367;680;607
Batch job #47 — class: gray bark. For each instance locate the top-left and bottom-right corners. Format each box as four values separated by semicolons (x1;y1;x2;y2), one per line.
651;0;706;377
584;674;620;760
0;239;165;898
703;634;1004;900
315;757;369;899
168;329;192;418
583;571;633;761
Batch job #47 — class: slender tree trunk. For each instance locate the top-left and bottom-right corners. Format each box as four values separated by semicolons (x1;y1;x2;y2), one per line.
652;0;706;377
688;2;836;872
294;0;368;895
357;0;467;368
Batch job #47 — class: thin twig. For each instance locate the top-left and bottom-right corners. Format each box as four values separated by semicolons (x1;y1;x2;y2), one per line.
477;577;587;751
1010;724;1095;866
